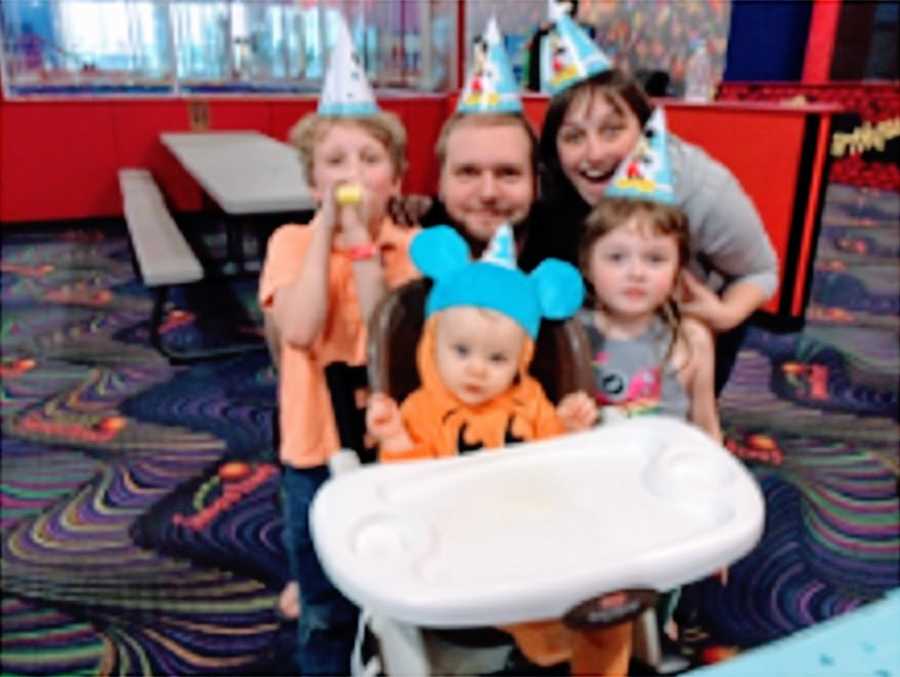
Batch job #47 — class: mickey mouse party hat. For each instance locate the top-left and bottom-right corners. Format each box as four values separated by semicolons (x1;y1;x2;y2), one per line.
539;12;612;95
457;17;523;114
605;107;676;204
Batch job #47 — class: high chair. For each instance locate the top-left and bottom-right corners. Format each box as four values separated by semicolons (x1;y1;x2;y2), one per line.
314;280;764;676
357;277;599;675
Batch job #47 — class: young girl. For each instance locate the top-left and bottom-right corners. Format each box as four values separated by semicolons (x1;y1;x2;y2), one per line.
578;197;721;442
259;18;419;674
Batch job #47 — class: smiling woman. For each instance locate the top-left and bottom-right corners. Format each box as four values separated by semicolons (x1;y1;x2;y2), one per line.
554;94;643;206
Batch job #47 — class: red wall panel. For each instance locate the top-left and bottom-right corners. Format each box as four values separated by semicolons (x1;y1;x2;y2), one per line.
381;96;448;195
268;99;318;142
665;103;807;315
111;100;200;212
1;102;119;221
205;100;272;132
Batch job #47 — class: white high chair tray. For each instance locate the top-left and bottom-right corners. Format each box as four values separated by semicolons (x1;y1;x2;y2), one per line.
311;417;765;627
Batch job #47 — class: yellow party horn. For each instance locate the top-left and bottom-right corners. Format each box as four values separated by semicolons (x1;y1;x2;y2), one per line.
336;183;363;206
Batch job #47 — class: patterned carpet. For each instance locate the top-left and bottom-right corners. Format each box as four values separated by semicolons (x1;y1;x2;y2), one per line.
2;183;898;675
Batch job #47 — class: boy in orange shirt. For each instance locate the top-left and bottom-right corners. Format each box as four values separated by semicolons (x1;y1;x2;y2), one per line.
258;17;417;674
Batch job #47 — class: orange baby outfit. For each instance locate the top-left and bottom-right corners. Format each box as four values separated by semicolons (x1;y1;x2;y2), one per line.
260;216;418;468
379;315;564;463
508;618;633;676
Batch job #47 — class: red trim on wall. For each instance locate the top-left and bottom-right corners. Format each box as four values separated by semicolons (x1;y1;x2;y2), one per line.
0;95;448;222
1;102;120;221
456;1;466;90
802;0;842;84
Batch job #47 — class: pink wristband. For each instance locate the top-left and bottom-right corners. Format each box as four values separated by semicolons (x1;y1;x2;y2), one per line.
345;242;378;261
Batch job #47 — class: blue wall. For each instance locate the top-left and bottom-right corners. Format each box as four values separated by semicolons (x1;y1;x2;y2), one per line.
724;1;813;81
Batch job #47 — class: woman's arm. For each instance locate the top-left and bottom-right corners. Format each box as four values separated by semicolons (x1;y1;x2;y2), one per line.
677;140;779;330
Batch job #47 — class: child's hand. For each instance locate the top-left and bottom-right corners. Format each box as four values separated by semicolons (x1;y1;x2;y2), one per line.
317;182;371;243
716;567;729;586
336;182;373;245
366;393;406;441
556;391;597;432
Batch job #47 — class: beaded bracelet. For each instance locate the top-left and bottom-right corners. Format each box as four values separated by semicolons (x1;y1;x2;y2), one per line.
345;242;378;261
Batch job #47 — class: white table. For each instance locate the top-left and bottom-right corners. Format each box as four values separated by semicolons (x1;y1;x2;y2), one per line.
160;131;315;215
161;131;316;272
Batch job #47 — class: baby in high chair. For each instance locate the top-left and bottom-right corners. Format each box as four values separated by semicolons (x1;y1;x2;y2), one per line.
365;223;596;460
365;224;645;675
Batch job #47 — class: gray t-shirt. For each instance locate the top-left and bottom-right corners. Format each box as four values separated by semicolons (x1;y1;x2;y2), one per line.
669;135;779;298
579;311;690;422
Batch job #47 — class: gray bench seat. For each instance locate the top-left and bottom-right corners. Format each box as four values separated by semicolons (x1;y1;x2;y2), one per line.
118;168;203;287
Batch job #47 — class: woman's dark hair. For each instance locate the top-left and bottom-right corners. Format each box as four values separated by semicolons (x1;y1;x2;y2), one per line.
539;69;654;197
535;68;654;265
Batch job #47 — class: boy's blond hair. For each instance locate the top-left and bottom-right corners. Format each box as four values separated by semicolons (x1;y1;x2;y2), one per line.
288;112;408;185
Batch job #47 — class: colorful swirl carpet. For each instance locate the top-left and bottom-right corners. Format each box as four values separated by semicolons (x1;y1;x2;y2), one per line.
2;183;898;675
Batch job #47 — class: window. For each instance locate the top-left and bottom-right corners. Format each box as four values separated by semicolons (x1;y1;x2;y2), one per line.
0;0;455;98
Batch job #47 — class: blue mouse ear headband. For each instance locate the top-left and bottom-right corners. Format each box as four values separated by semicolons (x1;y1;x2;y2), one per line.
411;225;584;338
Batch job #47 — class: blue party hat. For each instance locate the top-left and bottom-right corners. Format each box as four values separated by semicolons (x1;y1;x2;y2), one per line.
411;225;584;338
480;223;518;269
605;108;676;204
457;17;523;114
539;13;612;95
318;13;379;117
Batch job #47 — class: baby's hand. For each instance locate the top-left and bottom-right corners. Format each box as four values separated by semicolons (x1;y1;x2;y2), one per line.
556;391;597;432
366;393;406;441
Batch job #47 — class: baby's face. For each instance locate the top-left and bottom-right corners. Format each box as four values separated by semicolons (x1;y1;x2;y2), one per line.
435;307;526;406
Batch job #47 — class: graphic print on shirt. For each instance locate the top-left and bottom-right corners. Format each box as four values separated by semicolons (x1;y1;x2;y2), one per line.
590;350;663;417
454;414;527;454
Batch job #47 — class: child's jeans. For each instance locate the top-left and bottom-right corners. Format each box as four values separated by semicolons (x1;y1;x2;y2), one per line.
282;465;359;675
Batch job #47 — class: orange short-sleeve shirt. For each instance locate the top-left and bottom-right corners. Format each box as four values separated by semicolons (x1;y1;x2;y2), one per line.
259;217;419;468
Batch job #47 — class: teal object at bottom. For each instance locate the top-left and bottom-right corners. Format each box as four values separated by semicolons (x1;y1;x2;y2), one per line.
692;589;900;676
